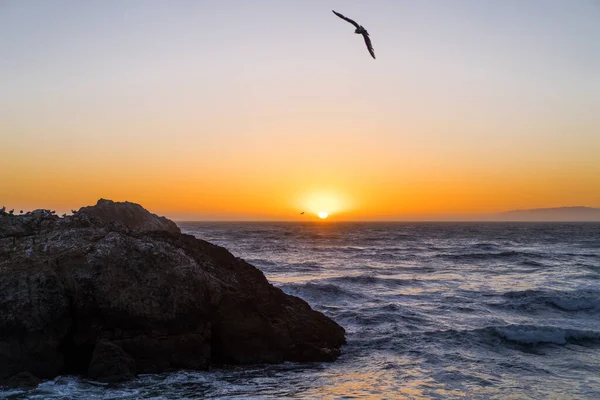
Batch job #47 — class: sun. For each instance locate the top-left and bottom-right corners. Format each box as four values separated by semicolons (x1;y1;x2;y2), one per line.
318;211;329;219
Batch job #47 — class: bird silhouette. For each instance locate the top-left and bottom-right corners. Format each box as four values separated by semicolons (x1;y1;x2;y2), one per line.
300;212;305;215
332;10;376;59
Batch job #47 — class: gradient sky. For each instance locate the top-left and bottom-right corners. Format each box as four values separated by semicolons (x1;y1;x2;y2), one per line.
1;0;599;220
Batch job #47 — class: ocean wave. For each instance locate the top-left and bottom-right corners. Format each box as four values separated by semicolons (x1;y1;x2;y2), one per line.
329;304;431;333
571;273;600;281
327;274;420;287
494;325;600;345
247;243;289;252
244;258;279;267
520;260;546;267
550;296;600;311
501;289;600;312
470;242;501;251
563;252;600;259
438;250;543;261
279;282;365;303
575;264;600;275
419;324;600;348
280;261;324;272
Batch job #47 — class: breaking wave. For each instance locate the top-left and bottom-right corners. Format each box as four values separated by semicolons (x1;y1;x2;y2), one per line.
499;289;600;312
495;325;600;345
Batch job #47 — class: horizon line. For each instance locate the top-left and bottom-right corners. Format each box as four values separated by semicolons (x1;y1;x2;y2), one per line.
175;219;600;223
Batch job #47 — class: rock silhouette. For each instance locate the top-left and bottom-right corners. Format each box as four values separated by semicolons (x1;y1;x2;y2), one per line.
0;200;345;384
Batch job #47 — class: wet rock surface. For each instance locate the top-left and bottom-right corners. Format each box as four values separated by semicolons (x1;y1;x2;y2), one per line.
87;341;136;383
2;371;42;389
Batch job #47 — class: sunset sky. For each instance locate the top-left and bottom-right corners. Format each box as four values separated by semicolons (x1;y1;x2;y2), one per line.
1;0;599;220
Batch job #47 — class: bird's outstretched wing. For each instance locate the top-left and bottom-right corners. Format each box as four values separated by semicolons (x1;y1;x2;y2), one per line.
332;10;360;29
362;32;376;59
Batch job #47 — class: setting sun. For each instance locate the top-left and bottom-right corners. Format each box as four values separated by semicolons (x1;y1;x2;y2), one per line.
295;191;352;219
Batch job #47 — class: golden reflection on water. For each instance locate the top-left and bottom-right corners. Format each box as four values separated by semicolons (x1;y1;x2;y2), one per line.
302;368;467;399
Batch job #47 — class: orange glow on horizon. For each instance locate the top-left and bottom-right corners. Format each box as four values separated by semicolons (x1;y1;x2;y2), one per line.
2;133;600;221
2;162;600;221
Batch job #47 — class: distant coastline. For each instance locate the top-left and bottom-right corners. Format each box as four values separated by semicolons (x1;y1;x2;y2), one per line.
485;206;600;222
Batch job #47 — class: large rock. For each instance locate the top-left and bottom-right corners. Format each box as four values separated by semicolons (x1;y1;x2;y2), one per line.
77;199;181;234
87;341;135;383
1;371;42;389
0;200;345;383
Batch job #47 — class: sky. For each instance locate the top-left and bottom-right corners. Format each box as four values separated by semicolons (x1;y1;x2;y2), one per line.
1;0;599;220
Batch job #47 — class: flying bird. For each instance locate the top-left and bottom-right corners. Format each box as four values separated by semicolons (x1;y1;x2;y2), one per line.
332;10;376;59
300;212;305;215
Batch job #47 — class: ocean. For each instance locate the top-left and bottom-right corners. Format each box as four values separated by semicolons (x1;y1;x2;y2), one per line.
3;222;600;399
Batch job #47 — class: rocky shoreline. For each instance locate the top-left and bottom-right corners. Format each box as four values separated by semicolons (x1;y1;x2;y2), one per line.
0;200;345;386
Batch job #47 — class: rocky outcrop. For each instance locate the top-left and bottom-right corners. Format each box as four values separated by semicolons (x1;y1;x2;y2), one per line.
0;200;345;384
87;341;136;383
2;372;41;389
77;199;181;234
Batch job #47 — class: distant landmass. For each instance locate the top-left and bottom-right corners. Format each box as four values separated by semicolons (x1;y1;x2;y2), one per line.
487;206;600;222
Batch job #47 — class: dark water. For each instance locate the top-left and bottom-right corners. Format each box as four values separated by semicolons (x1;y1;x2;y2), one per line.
3;222;600;399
